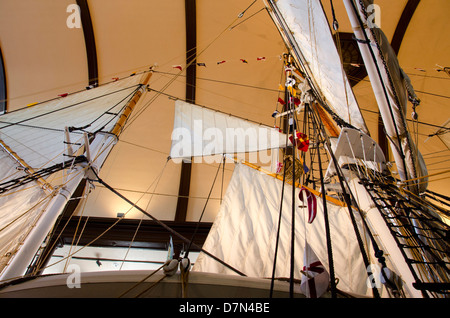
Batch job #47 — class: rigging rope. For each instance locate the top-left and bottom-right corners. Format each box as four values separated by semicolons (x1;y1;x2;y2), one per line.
309;104;337;298
185;160;222;258
269;130;289;298
121;2;253;134
88;167;246;277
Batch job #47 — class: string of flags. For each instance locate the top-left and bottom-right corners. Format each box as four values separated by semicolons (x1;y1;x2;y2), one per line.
171;56;277;71
345;62;450;76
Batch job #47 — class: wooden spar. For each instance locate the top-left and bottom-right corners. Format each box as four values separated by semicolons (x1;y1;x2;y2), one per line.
0;138;52;193
312;102;340;137
110;72;153;137
240;160;346;207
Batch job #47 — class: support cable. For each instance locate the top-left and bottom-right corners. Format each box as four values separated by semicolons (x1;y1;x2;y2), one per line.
309;104;337;298
88;167;246;277
269;135;289;298
185;160;222;258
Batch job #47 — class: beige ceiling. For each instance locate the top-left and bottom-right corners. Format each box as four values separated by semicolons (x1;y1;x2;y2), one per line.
0;0;448;222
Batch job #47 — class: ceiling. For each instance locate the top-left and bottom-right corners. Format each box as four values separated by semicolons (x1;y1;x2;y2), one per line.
0;0;449;230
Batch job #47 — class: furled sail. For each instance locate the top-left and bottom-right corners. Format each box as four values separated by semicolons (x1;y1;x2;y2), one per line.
170;100;287;162
325;127;388;180
342;0;428;193
264;0;369;134
193;163;372;296
0;74;148;281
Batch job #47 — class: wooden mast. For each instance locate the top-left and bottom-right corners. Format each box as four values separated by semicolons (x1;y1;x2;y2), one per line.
110;72;153;138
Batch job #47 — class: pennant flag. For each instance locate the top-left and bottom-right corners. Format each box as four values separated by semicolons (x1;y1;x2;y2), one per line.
276;161;284;173
350;63;360;67
197;63;206;67
58;93;68;98
240;59;248;64
27;102;38;107
278;84;284;91
303;161;310;174
414;67;426;72
277;97;285;105
300;243;330;298
112;77;119;82
299;186;317;223
130;72;136;76
289;132;309;152
172;65;183;71
257;57;266;61
217;60;226;65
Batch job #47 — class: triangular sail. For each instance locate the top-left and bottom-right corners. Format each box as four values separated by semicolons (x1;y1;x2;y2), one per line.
264;0;368;134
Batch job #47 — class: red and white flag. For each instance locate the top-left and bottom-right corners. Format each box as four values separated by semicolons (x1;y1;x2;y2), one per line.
300;243;330;298
299;186;316;223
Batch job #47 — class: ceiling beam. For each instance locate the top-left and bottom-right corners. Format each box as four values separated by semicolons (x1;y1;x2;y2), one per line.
391;0;421;55
378;0;420;158
76;0;98;86
174;0;197;223
0;46;6;113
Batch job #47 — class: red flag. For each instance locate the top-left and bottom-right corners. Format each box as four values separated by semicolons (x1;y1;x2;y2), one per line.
257;57;266;61
112;77;119;82
289;132;309;152
300;243;330;298
217;60;226;65
58;93;68;98
299;186;317;224
277;97;285;105
240;59;248;64
172;65;183;71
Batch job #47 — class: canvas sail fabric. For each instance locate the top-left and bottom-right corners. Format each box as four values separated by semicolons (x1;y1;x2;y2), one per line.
170;100;287;161
0;76;142;170
343;0;427;192
265;0;368;134
193;163;371;296
0;76;142;278
0;149;52;274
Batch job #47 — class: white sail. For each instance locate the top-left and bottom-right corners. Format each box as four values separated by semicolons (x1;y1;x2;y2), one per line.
193;163;372;296
170;100;287;162
264;0;368;134
0;74;148;280
342;0;428;192
325;127;388;180
0;150;50;275
0;76;142;170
